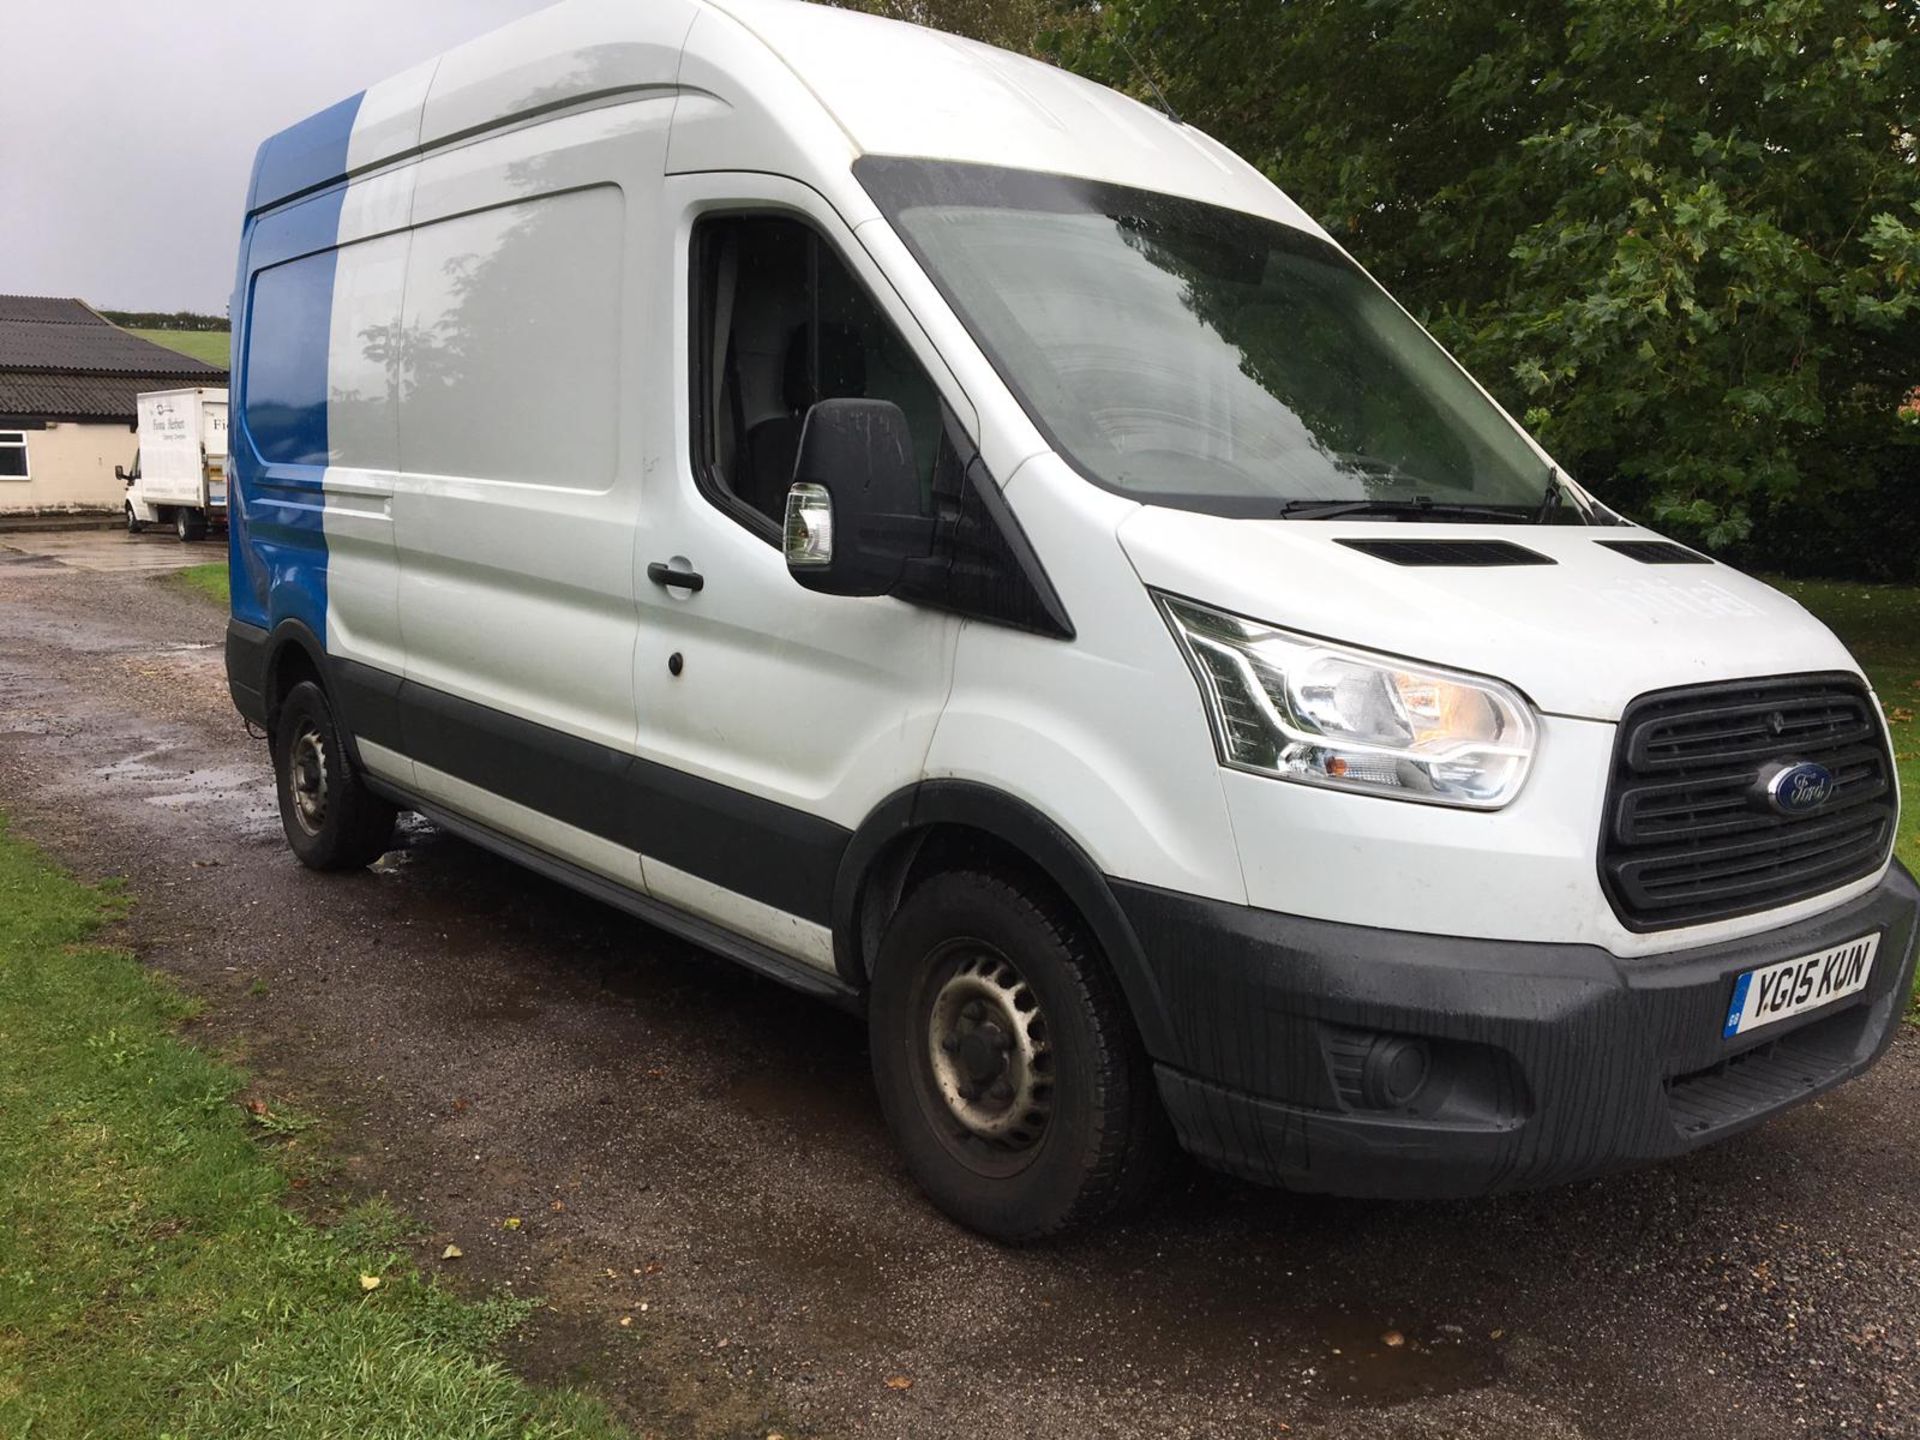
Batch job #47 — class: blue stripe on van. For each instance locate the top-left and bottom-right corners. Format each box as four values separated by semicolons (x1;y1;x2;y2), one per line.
227;91;363;640
246;91;368;214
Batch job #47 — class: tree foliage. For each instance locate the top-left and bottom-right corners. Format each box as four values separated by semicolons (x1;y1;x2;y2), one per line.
937;0;1918;576
842;0;1066;51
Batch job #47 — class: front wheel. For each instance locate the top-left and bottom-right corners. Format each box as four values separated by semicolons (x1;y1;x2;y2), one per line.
175;506;207;542
125;502;144;534
868;868;1167;1242
272;681;396;870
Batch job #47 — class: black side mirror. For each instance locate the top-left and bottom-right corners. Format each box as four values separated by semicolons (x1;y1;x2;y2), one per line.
115;465;127;482
784;398;931;597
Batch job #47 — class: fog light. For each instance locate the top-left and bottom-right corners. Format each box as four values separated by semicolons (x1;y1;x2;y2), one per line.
1361;1035;1432;1110
1328;1028;1434;1111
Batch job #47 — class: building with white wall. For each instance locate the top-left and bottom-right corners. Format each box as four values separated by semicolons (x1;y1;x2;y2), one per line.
0;295;226;516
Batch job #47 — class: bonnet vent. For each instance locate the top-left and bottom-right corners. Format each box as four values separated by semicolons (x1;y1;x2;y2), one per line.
1334;538;1555;568
1596;540;1711;565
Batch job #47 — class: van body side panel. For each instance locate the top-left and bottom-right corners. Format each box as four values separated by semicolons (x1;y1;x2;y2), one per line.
317;166;413;685
377;99;673;906
389;103;666;762
924;456;1246;907
345;58;434;172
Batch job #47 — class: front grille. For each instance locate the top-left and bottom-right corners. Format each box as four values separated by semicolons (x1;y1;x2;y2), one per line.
1600;674;1895;930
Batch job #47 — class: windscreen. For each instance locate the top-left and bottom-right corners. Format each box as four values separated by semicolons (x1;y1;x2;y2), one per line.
856;158;1555;520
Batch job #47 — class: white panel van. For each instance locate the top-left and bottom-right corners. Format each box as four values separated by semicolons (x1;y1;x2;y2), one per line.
226;0;1917;1239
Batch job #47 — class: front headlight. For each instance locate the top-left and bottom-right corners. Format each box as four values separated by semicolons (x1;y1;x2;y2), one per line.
1158;594;1538;809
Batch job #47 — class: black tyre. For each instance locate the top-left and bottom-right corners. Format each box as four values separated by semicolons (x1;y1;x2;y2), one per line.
272;681;396;871
868;868;1167;1242
125;503;144;535
175;507;207;542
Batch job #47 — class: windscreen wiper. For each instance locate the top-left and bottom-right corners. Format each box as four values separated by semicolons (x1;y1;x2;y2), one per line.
1535;472;1564;525
1277;497;1536;523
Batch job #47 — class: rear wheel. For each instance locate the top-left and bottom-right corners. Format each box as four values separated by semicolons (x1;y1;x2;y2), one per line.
272;681;396;870
868;868;1166;1242
175;507;207;542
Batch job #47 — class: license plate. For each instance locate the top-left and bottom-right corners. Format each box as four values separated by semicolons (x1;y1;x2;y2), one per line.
1723;933;1880;1039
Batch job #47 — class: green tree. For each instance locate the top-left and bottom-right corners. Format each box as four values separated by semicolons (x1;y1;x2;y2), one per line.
840;0;1065;50
1045;1;1920;573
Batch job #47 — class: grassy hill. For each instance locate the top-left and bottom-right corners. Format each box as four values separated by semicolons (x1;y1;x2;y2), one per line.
130;328;230;368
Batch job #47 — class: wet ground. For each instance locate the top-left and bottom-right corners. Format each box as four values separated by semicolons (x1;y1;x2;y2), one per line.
1;523;221;574
2;531;1917;1439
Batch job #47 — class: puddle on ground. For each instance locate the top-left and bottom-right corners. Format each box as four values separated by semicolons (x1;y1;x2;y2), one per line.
84;743;276;832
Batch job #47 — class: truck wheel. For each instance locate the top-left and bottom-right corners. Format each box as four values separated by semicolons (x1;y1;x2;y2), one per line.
125;503;144;535
868;868;1167;1242
175;507;208;542
272;681;396;871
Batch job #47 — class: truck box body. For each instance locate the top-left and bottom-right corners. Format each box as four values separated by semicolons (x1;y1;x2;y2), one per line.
130;387;227;518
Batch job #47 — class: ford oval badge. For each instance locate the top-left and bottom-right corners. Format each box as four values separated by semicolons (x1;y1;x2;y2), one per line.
1766;761;1835;816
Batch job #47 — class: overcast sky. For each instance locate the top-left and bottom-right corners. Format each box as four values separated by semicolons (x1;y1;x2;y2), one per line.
1;0;556;315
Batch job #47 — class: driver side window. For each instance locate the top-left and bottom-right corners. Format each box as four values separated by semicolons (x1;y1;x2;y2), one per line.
690;213;944;533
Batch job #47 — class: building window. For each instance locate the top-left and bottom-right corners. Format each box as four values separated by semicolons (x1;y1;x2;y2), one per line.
0;430;27;480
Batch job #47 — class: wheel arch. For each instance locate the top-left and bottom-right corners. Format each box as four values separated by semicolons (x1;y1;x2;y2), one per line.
262;618;328;727
833;780;1179;1066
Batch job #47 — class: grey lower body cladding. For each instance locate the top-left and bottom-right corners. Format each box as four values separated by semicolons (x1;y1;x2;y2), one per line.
1122;863;1920;1197
227;620;848;927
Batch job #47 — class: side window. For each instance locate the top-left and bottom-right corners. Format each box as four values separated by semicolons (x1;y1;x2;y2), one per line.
0;430;27;479
245;251;338;466
691;214;946;532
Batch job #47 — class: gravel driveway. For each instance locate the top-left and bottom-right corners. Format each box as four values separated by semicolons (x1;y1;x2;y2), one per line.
2;530;1916;1439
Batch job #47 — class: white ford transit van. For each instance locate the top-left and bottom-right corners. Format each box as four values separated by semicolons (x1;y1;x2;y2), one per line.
226;0;1917;1240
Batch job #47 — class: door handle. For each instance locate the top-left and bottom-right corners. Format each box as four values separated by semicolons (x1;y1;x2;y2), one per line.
646;561;704;593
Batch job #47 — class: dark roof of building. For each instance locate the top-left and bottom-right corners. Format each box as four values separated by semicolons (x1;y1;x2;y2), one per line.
0;371;225;424
0;295;226;422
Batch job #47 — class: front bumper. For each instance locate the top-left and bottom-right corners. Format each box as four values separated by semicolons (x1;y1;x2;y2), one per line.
1117;863;1919;1198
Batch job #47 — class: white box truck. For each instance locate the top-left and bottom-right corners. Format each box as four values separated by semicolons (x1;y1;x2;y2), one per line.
121;387;228;541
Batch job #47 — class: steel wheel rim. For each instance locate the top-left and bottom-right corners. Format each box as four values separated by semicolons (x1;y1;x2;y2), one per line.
289;724;329;835
920;943;1054;1166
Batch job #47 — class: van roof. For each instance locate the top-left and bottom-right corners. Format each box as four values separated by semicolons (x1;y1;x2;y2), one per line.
245;0;1317;233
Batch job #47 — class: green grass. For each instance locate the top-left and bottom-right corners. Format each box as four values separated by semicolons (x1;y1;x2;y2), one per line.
0;814;630;1439
167;561;229;606
129;328;230;367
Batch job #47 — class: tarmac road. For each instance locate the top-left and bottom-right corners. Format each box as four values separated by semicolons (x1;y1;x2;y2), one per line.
2;529;1917;1439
